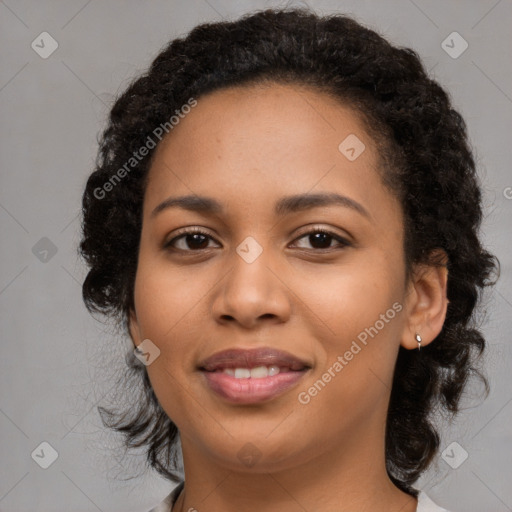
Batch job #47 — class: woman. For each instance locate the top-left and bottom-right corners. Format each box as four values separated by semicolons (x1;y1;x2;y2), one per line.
79;8;498;512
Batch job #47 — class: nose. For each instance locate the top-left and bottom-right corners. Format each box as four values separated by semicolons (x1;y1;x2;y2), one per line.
211;249;291;329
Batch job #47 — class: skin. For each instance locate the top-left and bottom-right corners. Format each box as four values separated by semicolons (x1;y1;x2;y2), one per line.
129;83;448;512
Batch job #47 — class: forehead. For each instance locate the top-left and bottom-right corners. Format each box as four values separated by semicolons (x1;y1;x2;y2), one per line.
153;82;372;160
143;82;397;224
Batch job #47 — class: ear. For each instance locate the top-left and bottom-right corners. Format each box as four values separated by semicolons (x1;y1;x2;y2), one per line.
128;308;142;347
400;249;449;350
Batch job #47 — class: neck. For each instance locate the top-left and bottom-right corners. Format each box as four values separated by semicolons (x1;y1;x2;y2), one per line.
174;417;418;512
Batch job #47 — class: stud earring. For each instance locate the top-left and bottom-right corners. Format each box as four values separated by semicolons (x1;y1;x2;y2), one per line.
415;333;422;351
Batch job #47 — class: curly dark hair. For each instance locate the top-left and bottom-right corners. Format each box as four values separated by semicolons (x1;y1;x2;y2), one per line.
79;7;499;496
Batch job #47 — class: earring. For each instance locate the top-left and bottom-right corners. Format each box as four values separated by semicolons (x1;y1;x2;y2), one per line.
415;333;422;351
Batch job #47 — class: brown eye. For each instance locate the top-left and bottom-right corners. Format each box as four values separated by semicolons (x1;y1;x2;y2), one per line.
164;227;351;254
164;229;219;252
291;229;351;251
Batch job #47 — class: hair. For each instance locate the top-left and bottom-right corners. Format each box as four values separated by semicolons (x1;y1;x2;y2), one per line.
79;7;499;496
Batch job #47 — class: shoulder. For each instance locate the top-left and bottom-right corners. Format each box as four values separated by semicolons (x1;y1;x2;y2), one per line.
416;490;452;512
146;482;184;512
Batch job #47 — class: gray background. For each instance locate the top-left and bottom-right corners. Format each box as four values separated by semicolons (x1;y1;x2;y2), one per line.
1;0;511;511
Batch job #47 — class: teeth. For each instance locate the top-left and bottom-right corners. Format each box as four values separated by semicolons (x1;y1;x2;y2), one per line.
250;366;269;378
268;365;280;376
234;368;251;379
223;366;283;378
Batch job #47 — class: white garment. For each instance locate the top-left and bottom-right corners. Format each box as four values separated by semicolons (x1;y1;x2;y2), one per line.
417;491;451;512
147;482;451;511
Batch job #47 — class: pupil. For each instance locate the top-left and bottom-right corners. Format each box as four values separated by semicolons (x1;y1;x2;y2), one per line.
183;233;333;250
310;232;331;249
187;233;208;249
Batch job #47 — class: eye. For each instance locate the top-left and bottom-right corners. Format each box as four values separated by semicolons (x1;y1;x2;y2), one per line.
163;226;351;253
290;226;351;251
164;227;219;252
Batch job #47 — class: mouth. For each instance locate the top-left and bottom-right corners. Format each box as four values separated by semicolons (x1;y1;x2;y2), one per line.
198;347;312;404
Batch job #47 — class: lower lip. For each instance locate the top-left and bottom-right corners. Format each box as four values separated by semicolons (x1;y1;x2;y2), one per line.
201;370;308;404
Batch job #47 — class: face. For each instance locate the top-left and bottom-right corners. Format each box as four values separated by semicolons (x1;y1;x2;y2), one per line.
129;82;418;473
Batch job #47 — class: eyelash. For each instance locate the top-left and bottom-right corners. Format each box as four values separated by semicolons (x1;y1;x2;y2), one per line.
163;225;351;253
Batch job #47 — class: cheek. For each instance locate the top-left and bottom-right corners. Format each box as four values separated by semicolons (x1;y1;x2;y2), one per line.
297;255;404;406
295;298;402;438
132;262;207;427
132;261;208;411
300;256;402;342
133;255;209;338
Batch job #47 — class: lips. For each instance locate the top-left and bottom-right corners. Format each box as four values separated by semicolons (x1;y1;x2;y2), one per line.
198;347;311;372
198;347;312;404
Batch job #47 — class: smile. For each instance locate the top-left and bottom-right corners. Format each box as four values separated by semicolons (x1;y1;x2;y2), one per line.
200;367;309;404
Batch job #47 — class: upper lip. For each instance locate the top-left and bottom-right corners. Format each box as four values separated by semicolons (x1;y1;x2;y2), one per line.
198;347;311;372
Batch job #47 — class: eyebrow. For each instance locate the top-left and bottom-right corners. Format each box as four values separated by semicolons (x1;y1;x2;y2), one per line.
151;192;370;220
